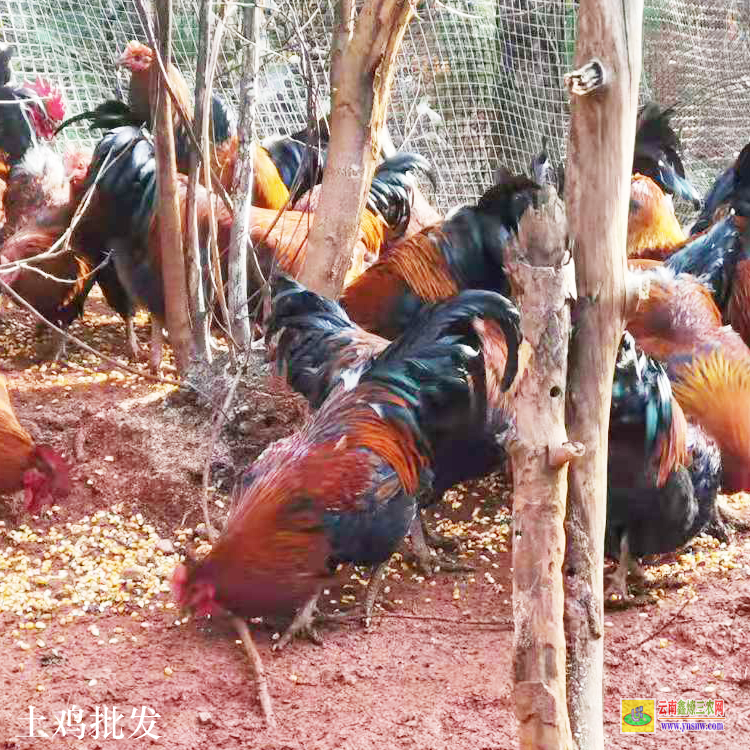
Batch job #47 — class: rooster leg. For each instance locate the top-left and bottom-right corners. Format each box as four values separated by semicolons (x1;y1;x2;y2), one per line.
50;330;67;362
363;560;390;627
273;591;323;652
715;502;750;534
149;319;164;373
407;515;436;575
420;513;460;551
628;557;647;583
405;515;474;576
125;317;144;362
605;533;630;600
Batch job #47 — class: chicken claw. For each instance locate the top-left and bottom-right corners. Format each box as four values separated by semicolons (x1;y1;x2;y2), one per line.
406;515;474;577
273;593;322;651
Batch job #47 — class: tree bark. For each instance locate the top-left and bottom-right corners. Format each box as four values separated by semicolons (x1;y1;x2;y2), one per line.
506;189;577;750
298;0;414;299
563;2;644;748
227;0;263;347
186;0;212;362
153;0;193;373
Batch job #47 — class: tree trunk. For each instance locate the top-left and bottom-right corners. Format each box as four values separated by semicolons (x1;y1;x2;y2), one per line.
227;0;263;347
185;0;211;362
506;189;577;750
563;2;644;748
298;0;414;299
153;0;193;373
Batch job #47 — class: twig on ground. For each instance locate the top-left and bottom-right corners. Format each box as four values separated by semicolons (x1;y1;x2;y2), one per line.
230;615;276;728
632;596;694;649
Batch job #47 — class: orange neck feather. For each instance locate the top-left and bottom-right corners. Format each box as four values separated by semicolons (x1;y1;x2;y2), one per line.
628;175;685;258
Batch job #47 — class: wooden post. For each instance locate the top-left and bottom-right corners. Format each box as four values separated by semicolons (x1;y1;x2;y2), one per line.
153;0;193;373
297;0;415;299
563;1;643;747
185;0;212;362
227;0;263;348
507;189;579;750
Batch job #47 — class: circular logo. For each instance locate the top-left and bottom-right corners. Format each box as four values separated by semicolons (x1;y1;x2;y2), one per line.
623;711;653;727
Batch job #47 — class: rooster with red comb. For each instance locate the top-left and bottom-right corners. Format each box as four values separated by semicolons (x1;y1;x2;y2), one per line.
0;75;66;170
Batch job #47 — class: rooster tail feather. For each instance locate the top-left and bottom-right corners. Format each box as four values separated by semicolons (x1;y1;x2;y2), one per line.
365;289;522;443
671;348;750;491
56;100;144;135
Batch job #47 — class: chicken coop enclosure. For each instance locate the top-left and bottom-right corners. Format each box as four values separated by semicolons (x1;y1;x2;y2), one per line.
1;0;748;215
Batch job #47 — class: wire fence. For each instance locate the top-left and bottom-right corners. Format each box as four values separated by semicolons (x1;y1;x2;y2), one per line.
0;0;748;216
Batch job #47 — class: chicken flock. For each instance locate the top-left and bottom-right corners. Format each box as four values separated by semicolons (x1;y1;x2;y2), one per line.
0;41;749;661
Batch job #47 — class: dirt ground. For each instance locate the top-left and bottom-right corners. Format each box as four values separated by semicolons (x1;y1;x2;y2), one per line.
1;293;749;749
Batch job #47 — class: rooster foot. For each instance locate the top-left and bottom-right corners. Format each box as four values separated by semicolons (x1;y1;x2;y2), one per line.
421;522;460;552
273;593;322;652
716;503;750;534
406;515;471;576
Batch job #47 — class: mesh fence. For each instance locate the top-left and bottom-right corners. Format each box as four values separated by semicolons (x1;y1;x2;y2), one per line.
0;0;748;216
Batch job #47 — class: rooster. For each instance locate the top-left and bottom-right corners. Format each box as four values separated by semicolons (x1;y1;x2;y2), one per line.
633;103;701;210
606;334;722;597
173;288;521;645
72;126;220;369
0;205;96;356
341;174;539;339
0;77;66;174
0;146;71;242
0;373;70;513
621;103;701;257
116;40;192;130
690;143;750;237
266;275;522;572
627;265;750;493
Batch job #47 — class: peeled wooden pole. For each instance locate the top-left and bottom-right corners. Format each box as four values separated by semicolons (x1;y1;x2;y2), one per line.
153;0;193;373
227;0;263;348
562;1;644;747
298;0;415;299
506;190;579;750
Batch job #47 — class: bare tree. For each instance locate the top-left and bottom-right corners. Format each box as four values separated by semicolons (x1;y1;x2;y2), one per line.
153;0;193;373
298;0;415;299
562;2;644;747
506;189;580;750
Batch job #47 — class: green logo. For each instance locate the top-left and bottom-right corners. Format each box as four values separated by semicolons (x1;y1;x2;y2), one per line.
623;706;652;727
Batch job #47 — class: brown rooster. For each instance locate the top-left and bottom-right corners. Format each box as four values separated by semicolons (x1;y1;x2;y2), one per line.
341;175;538;339
116;40;192;130
173;289;521;645
0;373;70;513
266;275;523;573
627;265;750;493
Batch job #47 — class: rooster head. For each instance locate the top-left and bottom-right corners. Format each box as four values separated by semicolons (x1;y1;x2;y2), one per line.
171;562;218;618
24;77;66;140
116;41;153;73
23;444;70;514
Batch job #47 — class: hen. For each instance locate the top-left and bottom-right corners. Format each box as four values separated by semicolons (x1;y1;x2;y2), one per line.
173;288;520;645
0;373;70;513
